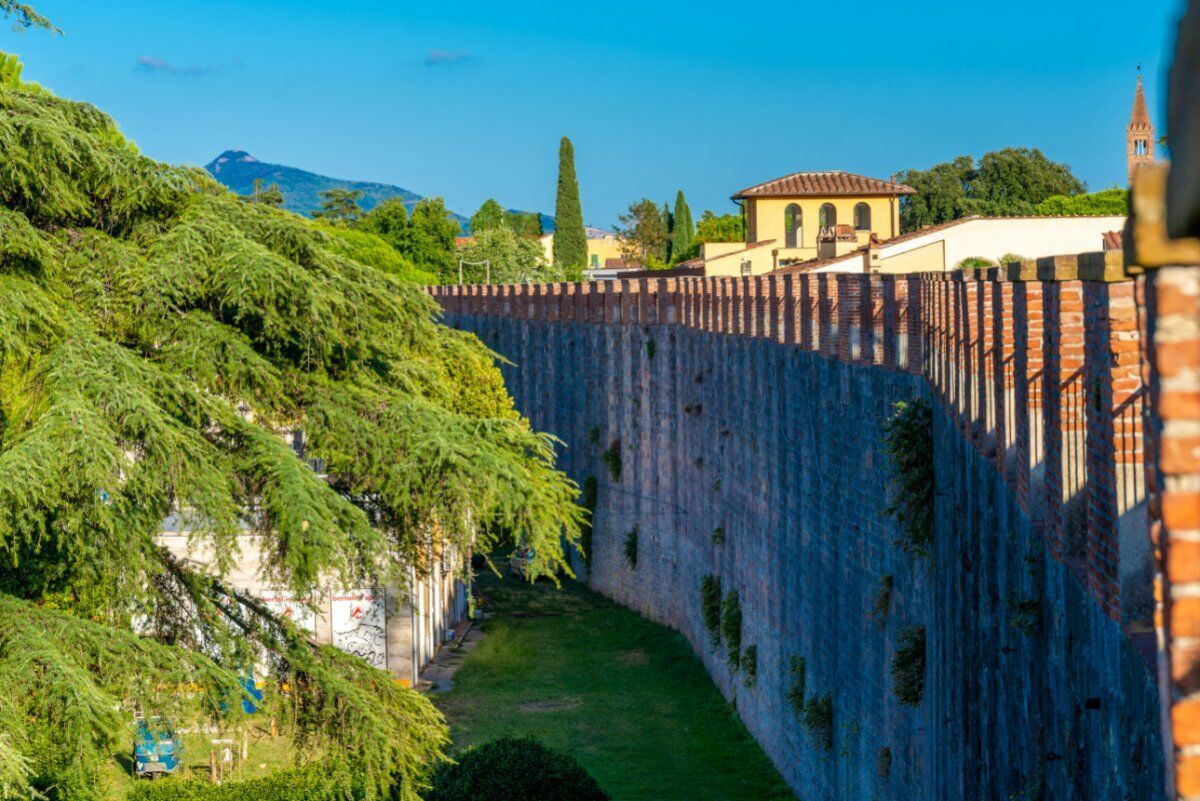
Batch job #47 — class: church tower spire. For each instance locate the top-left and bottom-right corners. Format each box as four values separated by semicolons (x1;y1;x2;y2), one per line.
1127;69;1155;184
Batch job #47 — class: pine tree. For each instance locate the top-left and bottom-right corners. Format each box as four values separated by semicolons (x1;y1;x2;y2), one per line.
671;190;694;263
661;201;673;262
552;137;587;270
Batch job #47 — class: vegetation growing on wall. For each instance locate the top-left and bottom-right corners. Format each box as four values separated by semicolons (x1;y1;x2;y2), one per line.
623;526;639;569
742;644;758;688
1007;593;1042;636
890;626;927;706
701;575;723;647
580;475;598;567
603;439;623;482
870;575;894;627
802;694;834;752
721;590;742;670
882;398;935;557
711;526;726;545
786;656;807;719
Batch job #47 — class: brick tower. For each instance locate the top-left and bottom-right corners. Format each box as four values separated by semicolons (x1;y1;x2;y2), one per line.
1127;71;1155;184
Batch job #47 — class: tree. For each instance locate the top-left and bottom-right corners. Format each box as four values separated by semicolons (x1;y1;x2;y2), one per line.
695;210;745;244
1034;187;1128;216
552;137;587;270
247;177;284;207
616;198;668;267
506;211;543;239
1;1;58;32
896;149;1086;231
671;191;694;264
661;202;673;262
0;53;582;800
357;197;410;250
458;227;559;284
405;197;461;282
469;198;506;235
312;187;365;222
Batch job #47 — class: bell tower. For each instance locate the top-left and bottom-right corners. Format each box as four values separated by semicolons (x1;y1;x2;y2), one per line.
1127;70;1155;184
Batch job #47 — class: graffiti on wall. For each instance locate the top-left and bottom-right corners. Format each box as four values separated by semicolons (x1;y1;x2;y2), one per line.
331;589;387;669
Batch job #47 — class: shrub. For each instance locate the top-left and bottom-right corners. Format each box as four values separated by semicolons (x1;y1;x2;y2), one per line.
602;439;622;482
786;656;807;719
700;575;722;647
721;590;742;670
742;644;758;687
997;253;1026;267
891;626;926;706
428;737;609;801
882;399;935;557
955;256;996;270
126;761;358;801
623;526;638;569
802;694;834;751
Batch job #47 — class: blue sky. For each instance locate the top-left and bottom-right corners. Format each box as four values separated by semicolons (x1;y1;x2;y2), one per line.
1;0;1186;227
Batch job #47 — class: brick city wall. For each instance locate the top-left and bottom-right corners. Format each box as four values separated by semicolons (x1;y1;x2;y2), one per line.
430;257;1163;800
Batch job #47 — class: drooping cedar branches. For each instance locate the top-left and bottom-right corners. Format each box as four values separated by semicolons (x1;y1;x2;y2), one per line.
0;52;582;800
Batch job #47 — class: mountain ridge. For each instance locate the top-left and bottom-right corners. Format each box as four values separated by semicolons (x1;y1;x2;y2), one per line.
204;150;554;233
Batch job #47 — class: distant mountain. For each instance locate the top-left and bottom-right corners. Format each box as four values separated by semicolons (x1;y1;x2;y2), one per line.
204;150;554;233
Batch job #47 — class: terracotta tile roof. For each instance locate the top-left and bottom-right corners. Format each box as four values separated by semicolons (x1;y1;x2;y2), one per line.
732;171;915;200
1102;230;1123;251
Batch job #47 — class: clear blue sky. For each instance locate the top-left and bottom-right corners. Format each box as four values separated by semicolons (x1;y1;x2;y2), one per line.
1;0;1187;227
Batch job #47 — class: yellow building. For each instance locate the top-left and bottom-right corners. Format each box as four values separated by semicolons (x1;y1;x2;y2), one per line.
698;171;914;276
539;228;625;271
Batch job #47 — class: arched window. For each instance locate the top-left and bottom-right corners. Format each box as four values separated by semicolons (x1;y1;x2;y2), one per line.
819;203;837;230
784;204;802;248
854;202;871;231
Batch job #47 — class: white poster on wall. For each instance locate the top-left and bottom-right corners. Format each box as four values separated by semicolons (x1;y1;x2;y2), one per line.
331;589;387;669
260;590;317;635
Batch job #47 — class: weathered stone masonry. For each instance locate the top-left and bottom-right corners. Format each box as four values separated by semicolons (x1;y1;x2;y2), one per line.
431;263;1163;800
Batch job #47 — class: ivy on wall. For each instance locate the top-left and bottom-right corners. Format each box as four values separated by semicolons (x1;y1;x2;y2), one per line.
882;398;935;557
802;694;834;752
742;644;758;688
623;526;639;569
890;626;926;706
721;590;742;670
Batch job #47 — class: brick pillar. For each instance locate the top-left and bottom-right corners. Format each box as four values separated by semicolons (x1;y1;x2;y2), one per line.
1009;262;1042;515
798;274;815;351
781;275;797;345
766;275;781;342
1040;255;1086;563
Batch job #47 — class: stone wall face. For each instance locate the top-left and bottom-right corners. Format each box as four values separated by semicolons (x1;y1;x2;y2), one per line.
431;263;1162;800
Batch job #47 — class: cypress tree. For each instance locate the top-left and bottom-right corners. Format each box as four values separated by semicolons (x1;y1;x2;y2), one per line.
552;137;587;270
661;201;673;262
672;190;694;263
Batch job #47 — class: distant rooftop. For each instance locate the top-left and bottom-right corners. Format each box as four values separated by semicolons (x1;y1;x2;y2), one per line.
732;170;916;200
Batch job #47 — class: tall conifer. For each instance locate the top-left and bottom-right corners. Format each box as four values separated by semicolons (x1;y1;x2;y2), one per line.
672;190;694;263
552;137;587;269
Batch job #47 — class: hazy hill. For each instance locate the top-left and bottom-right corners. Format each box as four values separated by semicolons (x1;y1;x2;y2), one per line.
204;150;554;233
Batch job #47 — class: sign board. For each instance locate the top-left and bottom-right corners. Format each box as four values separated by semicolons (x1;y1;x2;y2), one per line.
331;589;387;669
260;591;316;634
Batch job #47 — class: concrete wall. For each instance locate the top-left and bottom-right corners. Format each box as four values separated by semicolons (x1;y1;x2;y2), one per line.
431;259;1161;799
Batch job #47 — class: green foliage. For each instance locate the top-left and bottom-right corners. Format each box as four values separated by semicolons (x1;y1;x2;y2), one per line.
871;575;893;627
602;439;622;482
742;644;757;688
311;187;364;222
427;737;610;801
587;426;600;446
405;197;461;282
956;256;996;270
711;526;726;545
356;197;409;249
1;1;57;32
1034;187;1127;216
670;191;694;264
469;198;506;236
126;761;361;801
552;137;586;270
890;626;926;706
721;590;742;670
786;656;806;719
0;51;583;800
579;475;598;567
623;526;638;569
802;694;834;752
882;399;935;557
695;210;744;243
998;253;1026;267
897;149;1085;231
700;575;722;647
645;338;656;360
246;177;284;208
459;227;561;284
1007;593;1042;635
319;224;435;284
617;198;668;265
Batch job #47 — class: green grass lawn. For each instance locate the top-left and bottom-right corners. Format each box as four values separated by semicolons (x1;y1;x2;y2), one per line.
432;572;794;801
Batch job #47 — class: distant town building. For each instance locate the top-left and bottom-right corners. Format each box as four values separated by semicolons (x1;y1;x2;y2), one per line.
539;226;624;272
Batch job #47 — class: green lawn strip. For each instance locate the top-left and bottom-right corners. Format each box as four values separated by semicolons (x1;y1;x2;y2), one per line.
433;574;793;801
